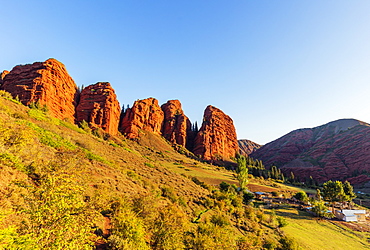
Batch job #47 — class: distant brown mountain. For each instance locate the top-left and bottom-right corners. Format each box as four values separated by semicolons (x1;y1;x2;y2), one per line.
250;119;370;186
238;139;261;156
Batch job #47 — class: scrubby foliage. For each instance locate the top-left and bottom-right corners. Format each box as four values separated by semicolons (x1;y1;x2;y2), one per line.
0;95;290;249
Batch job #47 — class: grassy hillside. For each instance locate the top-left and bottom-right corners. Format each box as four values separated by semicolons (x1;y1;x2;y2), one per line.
0;92;291;249
0;91;369;250
275;206;370;249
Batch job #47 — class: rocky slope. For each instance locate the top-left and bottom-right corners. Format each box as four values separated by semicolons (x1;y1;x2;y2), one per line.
76;82;121;135
161;100;191;148
1;59;78;122
251;119;370;186
119;97;164;139
193;105;238;161
238;139;261;156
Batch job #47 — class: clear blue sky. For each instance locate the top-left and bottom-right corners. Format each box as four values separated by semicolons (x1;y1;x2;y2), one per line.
2;0;370;144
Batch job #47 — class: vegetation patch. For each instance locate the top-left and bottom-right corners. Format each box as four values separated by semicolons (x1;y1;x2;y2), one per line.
21;121;76;150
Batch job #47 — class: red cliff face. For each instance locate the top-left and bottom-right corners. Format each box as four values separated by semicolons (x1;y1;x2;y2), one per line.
1;59;78;122
120;98;164;139
193;105;238;161
161;100;191;147
76;82;121;135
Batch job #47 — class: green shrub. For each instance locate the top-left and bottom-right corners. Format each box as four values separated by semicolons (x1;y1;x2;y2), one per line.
243;191;254;204
210;213;230;227
144;162;155;168
11;172;98;249
86;151;111;165
279;236;301;250
277;216;288;227
151;205;186;250
110;206;149;250
219;181;231;192
161;186;178;203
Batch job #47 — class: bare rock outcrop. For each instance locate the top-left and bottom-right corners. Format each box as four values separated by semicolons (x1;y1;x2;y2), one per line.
193;105;238;161
161;100;191;147
76;82;120;135
1;59;78;122
120;97;164;139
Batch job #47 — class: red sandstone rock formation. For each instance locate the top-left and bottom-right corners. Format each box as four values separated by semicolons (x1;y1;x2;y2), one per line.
120;97;164;139
1;59;78;122
238;139;261;156
76;82;120;135
251;119;370;186
193;105;238;161
161;100;191;147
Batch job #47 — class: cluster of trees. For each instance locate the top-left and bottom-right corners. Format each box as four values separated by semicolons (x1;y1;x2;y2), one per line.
237;156;323;190
293;180;356;218
240;156;285;181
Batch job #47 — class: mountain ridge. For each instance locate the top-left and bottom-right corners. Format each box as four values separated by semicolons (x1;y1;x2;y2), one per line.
251;118;370;186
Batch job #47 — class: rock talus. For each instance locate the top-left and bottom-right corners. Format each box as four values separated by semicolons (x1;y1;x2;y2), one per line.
193;105;238;161
161;100;191;147
1;59;78;122
76;82;121;135
120;97;164;139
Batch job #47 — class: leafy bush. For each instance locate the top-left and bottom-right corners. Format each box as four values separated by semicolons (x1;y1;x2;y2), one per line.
210;213;230;227
151;205;186;250
110;205;149;250
161;186;178;203
219;181;231;192
279;236;301;250
7;172;98;249
277;216;288;227
145;162;155;168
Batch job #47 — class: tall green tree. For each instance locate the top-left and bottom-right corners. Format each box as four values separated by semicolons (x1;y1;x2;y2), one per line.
343;180;356;201
293;191;308;203
236;156;249;190
322;180;349;210
311;200;333;218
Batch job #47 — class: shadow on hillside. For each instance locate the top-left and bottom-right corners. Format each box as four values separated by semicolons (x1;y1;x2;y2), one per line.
275;206;314;221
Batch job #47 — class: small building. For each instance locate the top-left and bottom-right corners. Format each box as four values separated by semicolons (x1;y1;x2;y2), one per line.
335;209;366;222
254;192;265;200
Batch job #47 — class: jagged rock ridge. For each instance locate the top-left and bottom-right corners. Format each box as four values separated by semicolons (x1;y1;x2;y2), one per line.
1;59;78;122
1;59;240;162
76;82;121;135
251;119;370;186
